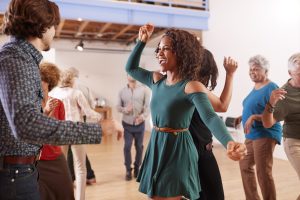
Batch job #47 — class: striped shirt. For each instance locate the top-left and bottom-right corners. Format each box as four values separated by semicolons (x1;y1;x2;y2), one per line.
0;38;101;156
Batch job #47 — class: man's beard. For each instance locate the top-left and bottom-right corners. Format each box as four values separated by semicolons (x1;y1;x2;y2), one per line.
42;38;51;51
43;44;50;51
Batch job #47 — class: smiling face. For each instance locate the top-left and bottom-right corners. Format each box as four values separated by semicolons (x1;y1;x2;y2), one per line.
155;36;177;73
289;65;300;87
249;64;268;83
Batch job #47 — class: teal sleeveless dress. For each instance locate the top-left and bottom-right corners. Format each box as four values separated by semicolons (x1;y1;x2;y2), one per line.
126;41;234;200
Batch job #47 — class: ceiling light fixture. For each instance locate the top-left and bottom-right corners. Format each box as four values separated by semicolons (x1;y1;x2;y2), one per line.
74;40;132;53
75;40;84;51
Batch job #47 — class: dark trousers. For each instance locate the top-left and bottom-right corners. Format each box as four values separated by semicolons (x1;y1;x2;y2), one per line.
67;146;95;180
197;147;224;200
122;121;145;171
0;163;40;200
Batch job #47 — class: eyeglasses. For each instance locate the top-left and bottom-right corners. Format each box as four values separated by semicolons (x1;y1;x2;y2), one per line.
155;46;173;55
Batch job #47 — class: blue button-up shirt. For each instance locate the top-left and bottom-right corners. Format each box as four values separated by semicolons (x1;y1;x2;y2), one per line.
0;38;101;156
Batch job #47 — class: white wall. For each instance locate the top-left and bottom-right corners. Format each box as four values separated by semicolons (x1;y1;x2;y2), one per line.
52;40;157;131
203;0;300;159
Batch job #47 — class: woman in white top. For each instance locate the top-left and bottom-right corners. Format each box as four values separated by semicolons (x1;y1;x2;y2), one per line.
50;69;102;200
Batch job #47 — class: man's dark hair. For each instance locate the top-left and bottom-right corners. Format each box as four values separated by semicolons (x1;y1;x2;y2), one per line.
2;0;60;39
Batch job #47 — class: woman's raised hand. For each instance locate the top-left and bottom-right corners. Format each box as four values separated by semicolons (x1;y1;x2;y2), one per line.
138;23;154;43
223;57;238;75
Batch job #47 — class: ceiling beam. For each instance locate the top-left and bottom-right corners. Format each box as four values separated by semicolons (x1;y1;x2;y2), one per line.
55;19;65;37
75;21;89;37
112;25;133;40
127;34;138;44
94;23;112;38
99;23;112;33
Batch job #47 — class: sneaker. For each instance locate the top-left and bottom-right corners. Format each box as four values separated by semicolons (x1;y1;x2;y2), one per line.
125;170;132;181
133;168;139;178
86;178;96;185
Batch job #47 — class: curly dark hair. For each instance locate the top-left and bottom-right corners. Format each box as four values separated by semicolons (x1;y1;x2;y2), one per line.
199;49;219;91
155;29;204;81
2;0;60;39
40;62;60;92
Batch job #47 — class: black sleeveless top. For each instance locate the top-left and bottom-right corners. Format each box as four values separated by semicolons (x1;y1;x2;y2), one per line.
189;109;213;151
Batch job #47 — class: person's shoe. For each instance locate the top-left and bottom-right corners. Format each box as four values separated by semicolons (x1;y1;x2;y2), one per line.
86;178;96;185
125;170;132;181
133;168;139;178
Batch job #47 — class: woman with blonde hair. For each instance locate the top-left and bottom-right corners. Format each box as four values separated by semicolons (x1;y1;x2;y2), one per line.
50;68;103;200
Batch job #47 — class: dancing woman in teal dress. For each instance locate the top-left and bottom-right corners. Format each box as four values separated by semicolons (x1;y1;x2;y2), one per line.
126;24;247;200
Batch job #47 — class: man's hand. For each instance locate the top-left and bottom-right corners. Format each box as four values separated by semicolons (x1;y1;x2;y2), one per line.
125;103;133;114
100;119;124;140
134;115;144;125
227;141;247;161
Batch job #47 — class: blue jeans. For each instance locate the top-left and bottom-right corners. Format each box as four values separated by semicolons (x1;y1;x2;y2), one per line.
122;121;145;171
0;163;40;200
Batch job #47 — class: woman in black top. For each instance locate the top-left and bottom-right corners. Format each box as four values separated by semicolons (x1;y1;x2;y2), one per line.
189;49;238;200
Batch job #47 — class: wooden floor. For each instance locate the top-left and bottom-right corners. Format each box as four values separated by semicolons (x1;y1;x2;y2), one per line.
85;133;299;200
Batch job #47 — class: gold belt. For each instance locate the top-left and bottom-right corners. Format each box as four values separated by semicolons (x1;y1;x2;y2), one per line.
153;126;188;135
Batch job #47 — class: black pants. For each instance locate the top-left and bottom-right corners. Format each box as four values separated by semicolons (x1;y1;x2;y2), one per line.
67;146;95;180
197;148;224;200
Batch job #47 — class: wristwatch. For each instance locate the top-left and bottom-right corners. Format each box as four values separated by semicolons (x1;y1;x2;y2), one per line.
266;102;275;113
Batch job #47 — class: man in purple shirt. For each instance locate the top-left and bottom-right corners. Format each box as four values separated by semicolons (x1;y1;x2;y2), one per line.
0;1;123;199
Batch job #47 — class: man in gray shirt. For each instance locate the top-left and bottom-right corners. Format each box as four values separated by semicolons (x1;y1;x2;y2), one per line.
117;75;150;180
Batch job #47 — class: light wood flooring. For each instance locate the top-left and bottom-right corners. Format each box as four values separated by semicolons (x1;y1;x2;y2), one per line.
85;133;299;200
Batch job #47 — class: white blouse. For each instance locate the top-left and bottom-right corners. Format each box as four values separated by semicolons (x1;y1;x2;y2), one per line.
50;87;101;123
